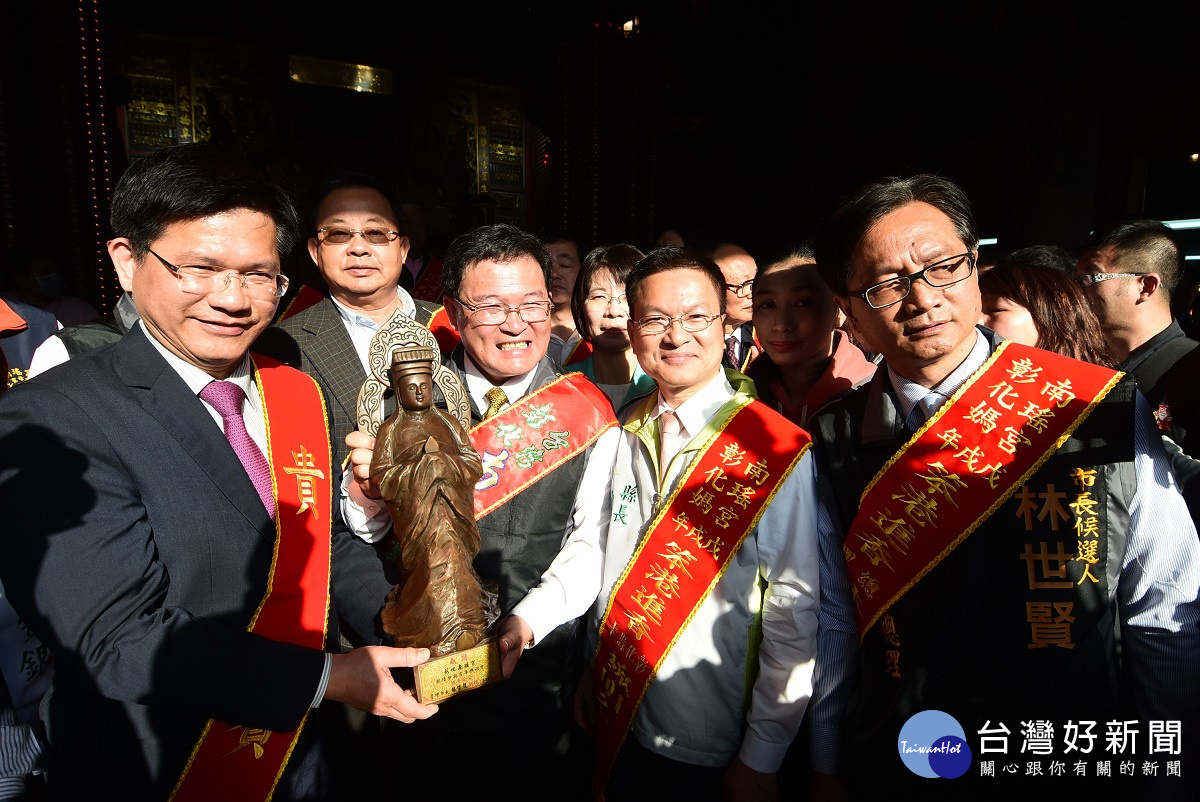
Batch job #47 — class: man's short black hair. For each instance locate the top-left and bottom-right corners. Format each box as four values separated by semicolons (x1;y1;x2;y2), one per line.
995;244;1076;273
307;172;402;235
815;174;979;295
1082;220;1183;293
538;228;582;251
442;224;552;299
109;144;300;262
625;246;727;320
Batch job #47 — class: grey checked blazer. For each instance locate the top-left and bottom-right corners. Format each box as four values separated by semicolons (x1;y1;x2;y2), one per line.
255;295;439;468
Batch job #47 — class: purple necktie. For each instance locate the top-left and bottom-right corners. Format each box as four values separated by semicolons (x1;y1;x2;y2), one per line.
724;335;739;369
199;380;276;519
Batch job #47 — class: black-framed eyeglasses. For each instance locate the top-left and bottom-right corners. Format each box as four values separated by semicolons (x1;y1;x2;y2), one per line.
317;227;401;245
147;248;289;298
453;297;552;325
724;279;754;298
1074;272;1146;288
850;252;977;309
635;312;722;336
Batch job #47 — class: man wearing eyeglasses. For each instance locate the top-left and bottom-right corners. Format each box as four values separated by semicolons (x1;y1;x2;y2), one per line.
1075;221;1198;453
255;175;442;471
345;223;620;796
574;247;819;802
712;243;760;372
806;176;1200;800
543;230;592;366
0;145;438;800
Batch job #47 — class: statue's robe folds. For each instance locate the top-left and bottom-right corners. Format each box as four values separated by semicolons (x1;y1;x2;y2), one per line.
372;407;497;655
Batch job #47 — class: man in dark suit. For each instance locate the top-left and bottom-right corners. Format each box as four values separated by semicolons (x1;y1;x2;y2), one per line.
712;243;759;371
0;145;436;800
344;224;621;798
255;176;440;471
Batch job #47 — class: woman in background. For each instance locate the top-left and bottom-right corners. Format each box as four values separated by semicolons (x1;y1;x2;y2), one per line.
571;244;656;411
979;260;1115;367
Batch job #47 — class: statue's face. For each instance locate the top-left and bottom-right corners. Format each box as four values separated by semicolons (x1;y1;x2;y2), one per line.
394;369;433;411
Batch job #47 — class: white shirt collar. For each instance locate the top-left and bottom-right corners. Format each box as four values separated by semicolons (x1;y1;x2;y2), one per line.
115;293;140;331
651;369;733;438
139;320;257;408
462;350;539;413
329;286;417;332
888;328;990;421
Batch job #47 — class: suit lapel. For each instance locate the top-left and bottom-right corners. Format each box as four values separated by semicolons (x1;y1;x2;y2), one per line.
447;351;484;422
301;299;368;426
861;370;907;446
117;327;274;532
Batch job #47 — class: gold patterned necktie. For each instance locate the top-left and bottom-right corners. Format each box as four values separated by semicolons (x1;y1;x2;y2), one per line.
483;386;509;419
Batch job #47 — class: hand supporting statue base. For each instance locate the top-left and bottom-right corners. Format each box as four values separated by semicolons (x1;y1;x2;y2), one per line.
365;340;503;703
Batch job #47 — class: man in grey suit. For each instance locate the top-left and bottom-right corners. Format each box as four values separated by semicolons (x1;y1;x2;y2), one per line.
0;145;436;800
253;175;446;796
255;175;439;470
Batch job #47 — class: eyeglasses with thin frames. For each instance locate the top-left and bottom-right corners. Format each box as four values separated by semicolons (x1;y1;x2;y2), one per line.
635;312;722;336
147;248;289;298
453;297;552;326
585;292;629;308
1074;272;1146;288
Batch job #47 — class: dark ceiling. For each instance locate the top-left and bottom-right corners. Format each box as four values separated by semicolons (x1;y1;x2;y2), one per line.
4;0;1199;266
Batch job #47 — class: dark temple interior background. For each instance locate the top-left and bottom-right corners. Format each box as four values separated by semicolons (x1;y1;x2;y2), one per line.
2;0;1197;311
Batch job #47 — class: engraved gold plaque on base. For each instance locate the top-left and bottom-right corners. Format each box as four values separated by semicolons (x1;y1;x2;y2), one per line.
412;638;502;704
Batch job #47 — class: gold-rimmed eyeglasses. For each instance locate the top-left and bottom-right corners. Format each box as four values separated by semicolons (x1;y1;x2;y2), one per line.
317;227;401;245
634;312;722;336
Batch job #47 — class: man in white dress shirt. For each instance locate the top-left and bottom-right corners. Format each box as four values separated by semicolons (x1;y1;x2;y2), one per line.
581;246;820;802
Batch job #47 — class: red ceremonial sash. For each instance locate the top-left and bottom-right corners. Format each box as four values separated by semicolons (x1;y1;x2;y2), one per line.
592;399;810;793
0;299;27;333
425;306;462;356
410;256;445;303
275;284;324;322
847;341;1122;639
171;356;333;802
469;373;616;520
563;338;593;366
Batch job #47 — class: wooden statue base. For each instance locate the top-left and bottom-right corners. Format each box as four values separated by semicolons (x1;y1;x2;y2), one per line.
412;638;502;704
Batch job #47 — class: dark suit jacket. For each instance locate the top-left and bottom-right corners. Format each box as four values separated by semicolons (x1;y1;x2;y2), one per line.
0;326;391;799
722;320;756;371
255;296;439;469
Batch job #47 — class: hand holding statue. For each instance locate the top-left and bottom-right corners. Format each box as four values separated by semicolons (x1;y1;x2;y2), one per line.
371;346;499;657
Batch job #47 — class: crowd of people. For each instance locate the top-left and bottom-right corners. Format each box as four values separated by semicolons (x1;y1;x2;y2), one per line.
0;144;1197;802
